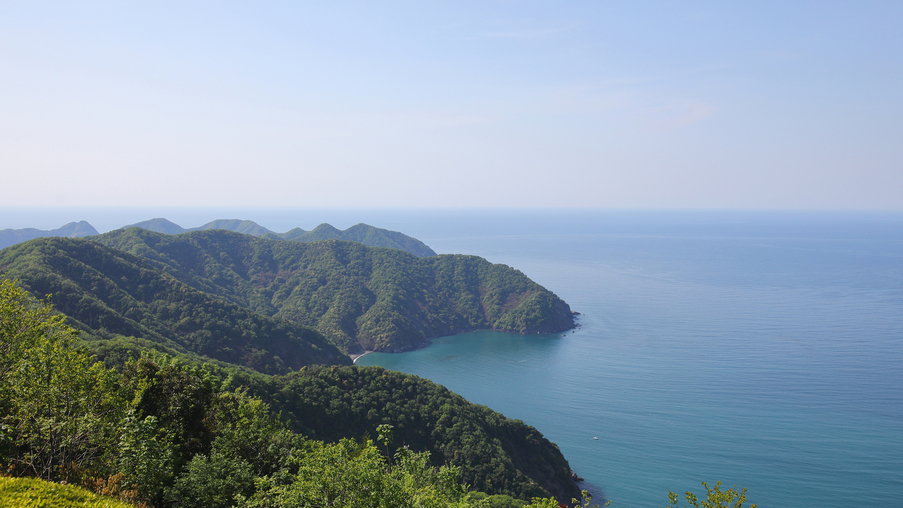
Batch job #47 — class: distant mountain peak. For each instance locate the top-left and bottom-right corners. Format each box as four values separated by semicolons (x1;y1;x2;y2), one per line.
124;218;437;257
123;218;186;235
190;219;273;236
0;221;99;250
1;217;436;258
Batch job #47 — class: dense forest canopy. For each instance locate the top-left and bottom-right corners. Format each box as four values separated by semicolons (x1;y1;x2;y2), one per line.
0;227;582;505
95;229;574;352
0;276;582;506
0;237;349;374
0;230;574;355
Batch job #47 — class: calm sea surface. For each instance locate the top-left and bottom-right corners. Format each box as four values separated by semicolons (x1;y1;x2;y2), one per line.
356;210;903;508
4;208;902;507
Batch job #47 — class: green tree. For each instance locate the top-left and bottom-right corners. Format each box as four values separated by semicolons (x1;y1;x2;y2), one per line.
205;389;302;477
166;449;256;508
243;437;472;508
0;277;67;384
0;277;127;482
122;352;218;466
668;481;756;508
117;411;175;505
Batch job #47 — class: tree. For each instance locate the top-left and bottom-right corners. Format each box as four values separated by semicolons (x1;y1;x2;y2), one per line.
668;481;756;508
117;411;175;506
205;389;302;477
122;351;218;466
0;276;126;481
242;437;473;508
166;449;255;508
0;277;67;384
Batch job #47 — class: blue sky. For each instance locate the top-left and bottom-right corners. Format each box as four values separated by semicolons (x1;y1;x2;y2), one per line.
2;1;901;209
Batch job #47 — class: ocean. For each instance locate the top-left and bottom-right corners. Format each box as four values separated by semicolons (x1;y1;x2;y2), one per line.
4;207;902;506
354;209;903;508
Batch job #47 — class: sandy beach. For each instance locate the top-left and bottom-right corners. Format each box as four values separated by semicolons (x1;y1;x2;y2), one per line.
350;351;373;364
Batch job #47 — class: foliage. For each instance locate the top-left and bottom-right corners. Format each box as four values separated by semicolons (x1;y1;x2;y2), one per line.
0;221;97;250
523;497;560;508
0;237;350;374
263;365;580;501
668;481;756;508
0;277;127;482
166;449;256;508
127;217;438;257
89;228;574;353
1;229;572;362
123;352;219;464
0;275;581;505
463;491;528;507
204;389;303;477
273;222;438;257
240;438;471;508
117;412;174;505
0;277;66;384
0;476;135;508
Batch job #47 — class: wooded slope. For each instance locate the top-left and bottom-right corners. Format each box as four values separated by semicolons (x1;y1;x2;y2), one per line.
93;228;575;353
0;237;350;374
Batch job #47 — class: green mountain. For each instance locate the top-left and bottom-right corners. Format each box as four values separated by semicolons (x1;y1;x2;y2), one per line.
265;222;437;257
265;364;582;501
0;234;583;502
190;218;273;236
0;221;98;250
123;218;275;236
1;217;436;257
124;218;437;257
0;237;350;374
92;228;575;353
123;217;186;235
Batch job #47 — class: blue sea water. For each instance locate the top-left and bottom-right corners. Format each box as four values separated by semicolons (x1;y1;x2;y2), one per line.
353;210;903;508
4;207;902;507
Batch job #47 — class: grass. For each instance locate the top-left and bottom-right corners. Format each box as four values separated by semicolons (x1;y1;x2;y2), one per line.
0;476;134;508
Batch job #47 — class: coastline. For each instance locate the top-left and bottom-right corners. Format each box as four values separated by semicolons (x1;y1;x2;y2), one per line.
352;318;581;364
350;351;373;364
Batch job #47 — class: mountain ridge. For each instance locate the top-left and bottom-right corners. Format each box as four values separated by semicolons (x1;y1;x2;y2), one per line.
0;221;98;250
0;236;350;374
0;233;583;501
91;228;575;353
124;217;438;257
0;218;436;257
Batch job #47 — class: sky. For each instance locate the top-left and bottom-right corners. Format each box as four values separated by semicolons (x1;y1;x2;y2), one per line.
1;1;901;210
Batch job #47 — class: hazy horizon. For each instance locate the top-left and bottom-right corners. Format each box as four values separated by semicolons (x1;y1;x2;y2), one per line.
2;2;900;210
3;206;901;237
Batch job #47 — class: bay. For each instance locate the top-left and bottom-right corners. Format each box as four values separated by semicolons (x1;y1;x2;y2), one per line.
356;210;903;508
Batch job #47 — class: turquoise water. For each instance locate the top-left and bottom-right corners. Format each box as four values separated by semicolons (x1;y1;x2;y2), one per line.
5;207;902;506
355;210;903;507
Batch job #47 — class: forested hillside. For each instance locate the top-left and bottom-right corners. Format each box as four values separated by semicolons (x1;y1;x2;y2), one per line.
0;277;582;505
265;222;437;257
265;365;580;501
0;231;582;503
93;228;575;353
0;237;349;374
